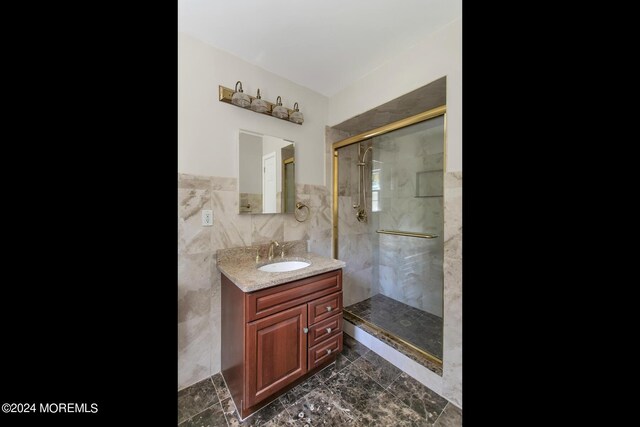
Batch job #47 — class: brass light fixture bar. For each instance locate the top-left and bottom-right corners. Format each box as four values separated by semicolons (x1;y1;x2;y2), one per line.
218;85;302;125
376;229;439;239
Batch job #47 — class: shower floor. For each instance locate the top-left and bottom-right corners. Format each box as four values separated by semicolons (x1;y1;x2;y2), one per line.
345;294;443;359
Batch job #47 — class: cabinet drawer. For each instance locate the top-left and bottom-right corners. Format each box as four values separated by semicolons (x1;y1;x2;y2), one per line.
308;332;343;370
247;270;342;322
307;313;342;347
308;292;342;325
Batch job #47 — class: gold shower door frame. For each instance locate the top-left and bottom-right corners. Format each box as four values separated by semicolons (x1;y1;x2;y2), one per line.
331;104;447;367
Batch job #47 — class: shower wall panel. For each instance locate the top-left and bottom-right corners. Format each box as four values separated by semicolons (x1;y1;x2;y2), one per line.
374;118;444;317
337;143;377;307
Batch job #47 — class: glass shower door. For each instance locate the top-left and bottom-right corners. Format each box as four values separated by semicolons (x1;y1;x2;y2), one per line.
341;114;445;361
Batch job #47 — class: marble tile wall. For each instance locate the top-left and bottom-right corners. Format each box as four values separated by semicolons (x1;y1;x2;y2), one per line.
178;176;215;389
336;142;378;307
325;126;353;183
442;171;462;407
378;235;443;316
238;192;262;214
374;119;445;317
178;173;332;390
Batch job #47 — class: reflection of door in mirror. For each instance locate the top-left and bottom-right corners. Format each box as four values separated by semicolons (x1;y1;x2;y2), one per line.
238;130;295;214
262;152;277;212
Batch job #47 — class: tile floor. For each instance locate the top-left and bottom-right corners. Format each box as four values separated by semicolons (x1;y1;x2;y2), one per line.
342;313;443;376
345;294;443;359
178;335;462;426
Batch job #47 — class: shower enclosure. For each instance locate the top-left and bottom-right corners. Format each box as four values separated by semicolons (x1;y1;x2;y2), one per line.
334;107;445;363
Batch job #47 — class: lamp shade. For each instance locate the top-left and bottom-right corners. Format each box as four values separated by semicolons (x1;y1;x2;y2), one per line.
250;88;268;113
272;96;289;119
231;81;251;108
289;102;304;124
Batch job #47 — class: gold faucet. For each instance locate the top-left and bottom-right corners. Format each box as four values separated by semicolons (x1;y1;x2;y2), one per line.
268;240;280;261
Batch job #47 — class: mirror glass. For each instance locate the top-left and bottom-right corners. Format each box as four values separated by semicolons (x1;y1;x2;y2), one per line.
238;130;295;214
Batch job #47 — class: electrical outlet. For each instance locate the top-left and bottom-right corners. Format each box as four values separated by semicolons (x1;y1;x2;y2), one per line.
202;210;213;226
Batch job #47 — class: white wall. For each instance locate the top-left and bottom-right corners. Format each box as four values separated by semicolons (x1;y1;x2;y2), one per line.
328;18;462;172
179;32;329;185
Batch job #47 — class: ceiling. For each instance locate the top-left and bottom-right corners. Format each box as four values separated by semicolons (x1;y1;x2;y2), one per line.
178;0;461;97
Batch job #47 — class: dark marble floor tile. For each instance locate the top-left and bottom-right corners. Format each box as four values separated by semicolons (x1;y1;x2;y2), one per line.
211;373;231;402
323;364;385;415
178;402;228;427
350;393;430;427
178;378;219;424
387;372;448;423
352;350;402;389
316;354;352;383
261;409;295;426
278;374;324;407
222;396;285;427
433;403;462;427
283;387;357;426
341;334;370;362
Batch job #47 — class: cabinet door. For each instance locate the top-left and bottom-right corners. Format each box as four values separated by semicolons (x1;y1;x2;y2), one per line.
246;304;307;408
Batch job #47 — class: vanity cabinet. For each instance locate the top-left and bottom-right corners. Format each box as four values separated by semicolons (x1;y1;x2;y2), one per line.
221;269;343;419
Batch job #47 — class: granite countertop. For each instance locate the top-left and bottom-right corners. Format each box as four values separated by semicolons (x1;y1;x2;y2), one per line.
216;241;346;292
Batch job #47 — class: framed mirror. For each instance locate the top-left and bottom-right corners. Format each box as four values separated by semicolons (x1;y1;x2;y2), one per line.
238;130;295;214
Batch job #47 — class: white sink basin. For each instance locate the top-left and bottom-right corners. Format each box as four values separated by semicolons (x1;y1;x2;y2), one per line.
258;260;311;273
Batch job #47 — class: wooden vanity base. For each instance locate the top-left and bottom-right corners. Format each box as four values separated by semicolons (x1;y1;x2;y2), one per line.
221;269;343;419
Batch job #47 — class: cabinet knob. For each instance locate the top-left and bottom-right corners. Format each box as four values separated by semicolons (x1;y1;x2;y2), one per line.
326;306;332;312
326;349;332;355
326;328;332;334
303;327;309;334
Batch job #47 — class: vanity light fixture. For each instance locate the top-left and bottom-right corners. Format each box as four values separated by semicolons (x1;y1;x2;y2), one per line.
289;102;304;124
231;81;251;108
250;89;268;113
218;84;302;125
272;96;289;119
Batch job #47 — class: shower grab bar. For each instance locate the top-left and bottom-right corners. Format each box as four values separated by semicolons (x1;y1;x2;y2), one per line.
376;229;439;239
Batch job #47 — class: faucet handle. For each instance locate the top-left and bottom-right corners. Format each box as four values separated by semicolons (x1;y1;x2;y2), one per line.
280;241;292;259
255;247;260;263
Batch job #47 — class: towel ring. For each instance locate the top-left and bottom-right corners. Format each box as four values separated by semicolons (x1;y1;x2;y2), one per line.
294;202;310;222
